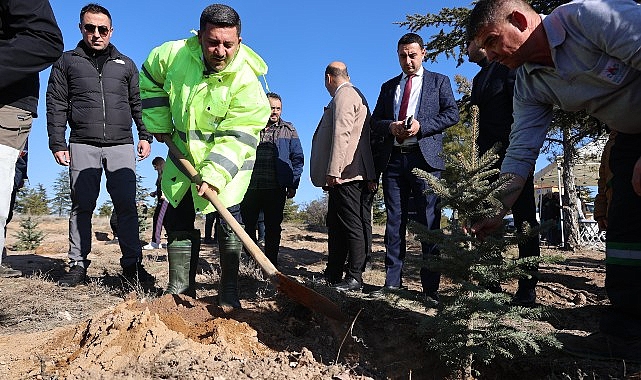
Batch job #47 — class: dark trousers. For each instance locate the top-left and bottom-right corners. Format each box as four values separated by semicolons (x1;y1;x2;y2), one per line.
362;186;374;269
240;188;286;265
602;132;641;340
382;149;441;292
512;173;541;288
165;191;241;234
325;180;369;284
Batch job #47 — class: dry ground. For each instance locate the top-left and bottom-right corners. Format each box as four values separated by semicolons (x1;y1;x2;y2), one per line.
0;215;638;379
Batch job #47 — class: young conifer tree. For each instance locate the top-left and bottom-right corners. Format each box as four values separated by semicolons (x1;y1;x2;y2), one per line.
411;106;561;376
14;216;45;251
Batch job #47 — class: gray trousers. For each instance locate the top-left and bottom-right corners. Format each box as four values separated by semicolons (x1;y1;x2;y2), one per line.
68;143;141;269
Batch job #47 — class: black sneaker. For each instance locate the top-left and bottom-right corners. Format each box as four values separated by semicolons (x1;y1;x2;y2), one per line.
511;287;536;307
0;264;22;278
122;264;155;284
369;285;407;298
333;277;363;292
58;266;87;287
424;291;440;308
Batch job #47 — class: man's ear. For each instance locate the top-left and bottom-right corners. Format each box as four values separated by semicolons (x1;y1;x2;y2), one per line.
510;10;529;32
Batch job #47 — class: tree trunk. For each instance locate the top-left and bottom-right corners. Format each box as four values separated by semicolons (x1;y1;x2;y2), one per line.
561;128;579;251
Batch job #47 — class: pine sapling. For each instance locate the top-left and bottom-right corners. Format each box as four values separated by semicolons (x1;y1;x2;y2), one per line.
14;216;45;251
411;106;562;376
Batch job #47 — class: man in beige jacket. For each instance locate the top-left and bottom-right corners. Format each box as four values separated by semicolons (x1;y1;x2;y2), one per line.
310;61;376;291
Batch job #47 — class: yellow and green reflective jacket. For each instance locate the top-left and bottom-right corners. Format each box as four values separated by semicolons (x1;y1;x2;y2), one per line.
140;35;270;212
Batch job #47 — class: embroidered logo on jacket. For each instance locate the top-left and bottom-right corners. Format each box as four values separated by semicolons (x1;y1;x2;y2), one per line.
600;58;628;85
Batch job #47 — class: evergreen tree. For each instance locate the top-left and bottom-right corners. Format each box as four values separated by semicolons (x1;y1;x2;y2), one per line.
372;183;386;225
302;193;328;228
50;169;71;216
14;184;50;215
97;201;113;217
282;198;302;223
411;107;561;376
135;172;151;240
13;216;45;250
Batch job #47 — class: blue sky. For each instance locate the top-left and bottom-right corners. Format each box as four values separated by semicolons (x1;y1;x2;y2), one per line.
29;0;546;208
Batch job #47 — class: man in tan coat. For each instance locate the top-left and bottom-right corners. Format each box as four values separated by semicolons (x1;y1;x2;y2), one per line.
310;61;375;291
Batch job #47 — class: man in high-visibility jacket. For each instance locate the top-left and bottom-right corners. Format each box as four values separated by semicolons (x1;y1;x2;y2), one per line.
140;3;270;308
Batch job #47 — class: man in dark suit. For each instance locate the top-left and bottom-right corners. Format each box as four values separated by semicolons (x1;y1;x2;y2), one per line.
370;33;459;304
468;41;539;306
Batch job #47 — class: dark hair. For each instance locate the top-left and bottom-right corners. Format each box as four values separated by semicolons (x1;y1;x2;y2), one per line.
200;4;241;35
80;3;112;24
325;64;349;79
152;156;165;166
467;0;532;42
266;92;281;101
397;33;424;49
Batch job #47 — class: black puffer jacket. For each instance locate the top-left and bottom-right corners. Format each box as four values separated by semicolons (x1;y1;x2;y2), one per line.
0;0;63;115
46;42;151;152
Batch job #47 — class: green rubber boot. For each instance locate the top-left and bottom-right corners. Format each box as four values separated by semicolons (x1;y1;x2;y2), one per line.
217;222;242;308
164;231;192;295
185;229;201;298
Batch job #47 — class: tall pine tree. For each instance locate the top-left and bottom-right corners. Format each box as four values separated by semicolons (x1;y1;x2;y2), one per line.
15;184;50;215
50;169;71;216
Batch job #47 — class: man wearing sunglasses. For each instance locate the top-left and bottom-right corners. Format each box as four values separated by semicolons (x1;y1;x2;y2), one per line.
46;3;154;288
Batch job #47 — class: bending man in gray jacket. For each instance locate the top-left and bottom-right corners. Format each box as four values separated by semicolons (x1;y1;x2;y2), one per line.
46;3;154;287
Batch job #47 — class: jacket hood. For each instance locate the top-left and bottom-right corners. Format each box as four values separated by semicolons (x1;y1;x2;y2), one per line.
185;35;268;77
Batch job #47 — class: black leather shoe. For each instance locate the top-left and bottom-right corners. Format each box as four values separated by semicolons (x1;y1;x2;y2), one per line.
58;265;87;287
481;281;503;294
334;278;362;292
424;291;440;307
122;263;156;285
369;285;406;298
202;237;216;245
511;287;536;307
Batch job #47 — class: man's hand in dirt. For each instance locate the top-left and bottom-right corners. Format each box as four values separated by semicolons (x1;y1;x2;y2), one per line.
53;150;71;166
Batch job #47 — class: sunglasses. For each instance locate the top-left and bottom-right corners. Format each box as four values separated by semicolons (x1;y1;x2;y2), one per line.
83;23;110;37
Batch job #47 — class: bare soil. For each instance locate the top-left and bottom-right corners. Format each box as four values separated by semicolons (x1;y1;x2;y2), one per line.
0;216;639;379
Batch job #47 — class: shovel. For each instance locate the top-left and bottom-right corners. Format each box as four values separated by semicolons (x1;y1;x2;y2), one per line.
164;139;345;321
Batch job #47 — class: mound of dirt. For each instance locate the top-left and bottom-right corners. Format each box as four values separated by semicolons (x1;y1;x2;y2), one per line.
0;294;352;379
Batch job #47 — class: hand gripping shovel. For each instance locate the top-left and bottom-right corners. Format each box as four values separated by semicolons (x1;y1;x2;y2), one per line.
165;139;345;321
